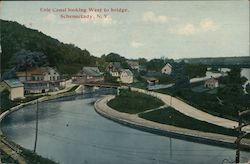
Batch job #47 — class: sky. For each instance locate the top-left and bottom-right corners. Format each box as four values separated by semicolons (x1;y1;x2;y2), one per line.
0;1;249;60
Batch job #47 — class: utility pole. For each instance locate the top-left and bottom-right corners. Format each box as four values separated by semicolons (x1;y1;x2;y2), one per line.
235;108;250;164
33;99;39;153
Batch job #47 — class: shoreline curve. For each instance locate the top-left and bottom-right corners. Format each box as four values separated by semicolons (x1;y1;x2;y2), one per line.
94;95;250;151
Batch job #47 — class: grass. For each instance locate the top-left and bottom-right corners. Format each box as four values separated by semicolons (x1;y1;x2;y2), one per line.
155;84;245;121
2;137;58;164
108;89;164;114
140;107;250;138
0;149;18;163
0;90;43;114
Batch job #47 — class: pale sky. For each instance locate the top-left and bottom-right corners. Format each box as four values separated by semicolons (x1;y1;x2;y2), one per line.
1;1;249;60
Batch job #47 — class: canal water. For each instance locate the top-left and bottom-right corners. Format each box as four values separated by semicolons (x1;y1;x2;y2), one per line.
1;88;250;164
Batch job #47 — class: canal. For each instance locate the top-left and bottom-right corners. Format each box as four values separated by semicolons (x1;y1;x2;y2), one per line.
1;88;250;164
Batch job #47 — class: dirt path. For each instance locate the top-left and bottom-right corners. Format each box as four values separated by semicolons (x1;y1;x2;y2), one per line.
95;95;250;148
0;137;26;164
131;88;250;132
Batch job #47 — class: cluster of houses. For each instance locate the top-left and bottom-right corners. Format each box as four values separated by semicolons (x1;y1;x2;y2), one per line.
0;59;219;101
0;60;140;100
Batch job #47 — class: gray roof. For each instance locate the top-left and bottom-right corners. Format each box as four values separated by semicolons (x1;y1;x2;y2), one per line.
81;67;103;76
4;79;24;88
109;62;122;69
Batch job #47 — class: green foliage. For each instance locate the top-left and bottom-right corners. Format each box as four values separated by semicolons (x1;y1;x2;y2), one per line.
157;84;245;120
101;53;126;62
184;64;207;78
140;107;239;137
108;89;164;114
146;58;165;71
104;73;119;84
0;90;42;113
158;75;175;84
0;149;18;163
246;83;250;94
21;149;58;164
1;20;97;74
0;90;19;113
138;58;148;65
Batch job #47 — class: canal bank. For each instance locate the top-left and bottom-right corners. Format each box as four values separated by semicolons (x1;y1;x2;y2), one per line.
2;88;250;164
94;95;250;151
0;85;83;163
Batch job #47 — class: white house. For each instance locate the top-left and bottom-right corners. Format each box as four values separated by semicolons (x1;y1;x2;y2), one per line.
16;67;64;93
2;79;24;100
106;62;122;77
119;69;133;84
161;63;172;75
204;77;219;89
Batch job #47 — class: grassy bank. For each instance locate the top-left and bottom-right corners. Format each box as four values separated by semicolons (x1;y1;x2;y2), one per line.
2;136;58;164
155;86;245;121
0;90;43;114
140;107;250;138
0;149;18;163
108;89;164;114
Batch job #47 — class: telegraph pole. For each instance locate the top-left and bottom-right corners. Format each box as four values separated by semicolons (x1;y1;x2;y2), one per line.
33;99;39;153
235;108;250;163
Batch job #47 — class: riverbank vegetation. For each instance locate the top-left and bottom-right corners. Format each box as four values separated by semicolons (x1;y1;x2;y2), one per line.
0;90;42;114
108;89;164;114
140;107;250;138
156;68;249;121
0;149;18;163
2;137;58;164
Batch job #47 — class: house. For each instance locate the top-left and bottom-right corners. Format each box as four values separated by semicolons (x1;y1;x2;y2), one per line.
1;79;24;100
119;69;133;84
204;77;219;89
16;67;64;94
127;60;139;71
161;63;172;75
72;67;104;84
106;62;122;77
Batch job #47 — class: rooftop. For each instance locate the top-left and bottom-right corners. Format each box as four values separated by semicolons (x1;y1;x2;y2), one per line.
121;69;133;76
4;79;24;88
16;67;56;76
81;67;103;76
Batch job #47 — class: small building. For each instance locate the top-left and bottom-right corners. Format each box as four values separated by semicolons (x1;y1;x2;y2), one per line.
16;67;64;94
161;63;172;75
2;79;24;100
127;60;139;71
72;67;104;84
106;62;122;77
204;77;219;89
119;69;133;84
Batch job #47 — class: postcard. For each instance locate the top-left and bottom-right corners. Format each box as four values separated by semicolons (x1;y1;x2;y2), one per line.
0;1;249;164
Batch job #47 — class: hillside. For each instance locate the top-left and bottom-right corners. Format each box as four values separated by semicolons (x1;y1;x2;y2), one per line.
1;19;97;75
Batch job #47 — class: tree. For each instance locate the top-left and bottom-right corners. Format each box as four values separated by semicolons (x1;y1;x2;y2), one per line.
13;49;48;80
184;64;207;78
102;53;126;62
14;49;48;71
227;67;242;84
246;83;250;94
146;58;165;71
138;58;147;65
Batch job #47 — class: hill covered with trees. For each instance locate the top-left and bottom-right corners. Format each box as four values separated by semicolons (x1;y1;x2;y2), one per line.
1;19;97;75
